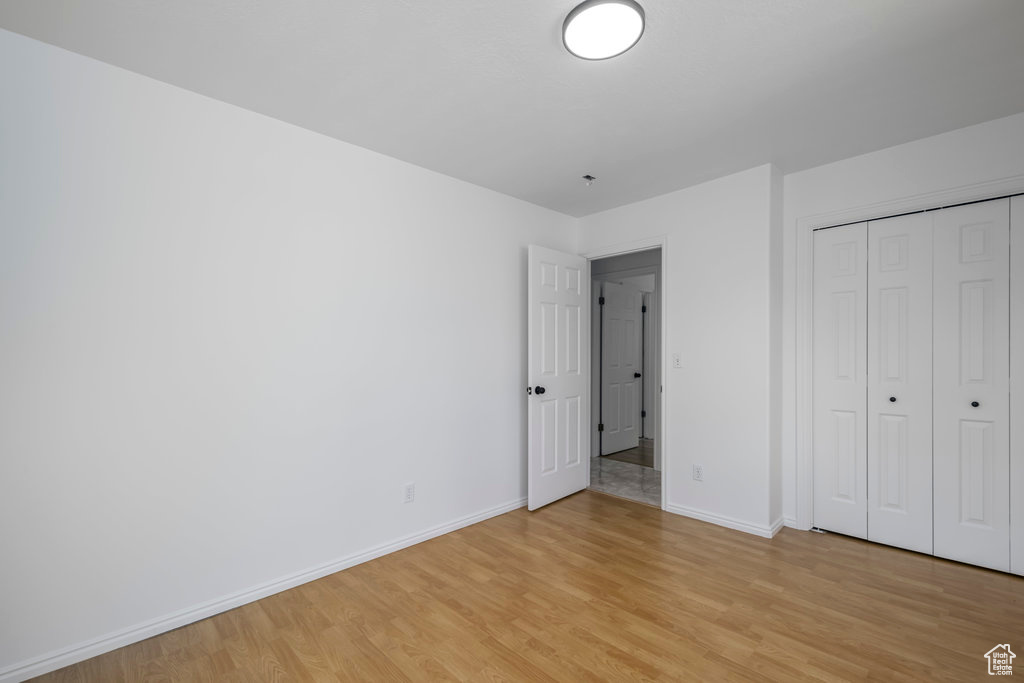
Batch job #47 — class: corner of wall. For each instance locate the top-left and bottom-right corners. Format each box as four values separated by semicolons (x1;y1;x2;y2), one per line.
768;165;785;525
571;215;585;256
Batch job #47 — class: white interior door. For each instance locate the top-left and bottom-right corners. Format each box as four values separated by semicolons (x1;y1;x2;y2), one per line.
528;245;589;511
933;199;1010;571
600;281;642;455
812;223;868;537
866;213;933;554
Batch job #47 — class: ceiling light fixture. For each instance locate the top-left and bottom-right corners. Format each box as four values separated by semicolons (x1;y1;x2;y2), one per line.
563;0;645;61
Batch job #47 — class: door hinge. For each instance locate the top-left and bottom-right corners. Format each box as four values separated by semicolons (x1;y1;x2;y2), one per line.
599;296;605;305
598;423;604;432
642;305;647;313
641;410;646;418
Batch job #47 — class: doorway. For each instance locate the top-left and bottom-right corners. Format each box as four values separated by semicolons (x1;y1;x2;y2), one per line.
589;248;662;507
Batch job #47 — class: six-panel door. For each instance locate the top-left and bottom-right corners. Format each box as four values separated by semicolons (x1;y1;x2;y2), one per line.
866;213;933;554
812;223;868;538
528;245;589;511
812;197;1015;573
600;281;642;455
933;200;1010;571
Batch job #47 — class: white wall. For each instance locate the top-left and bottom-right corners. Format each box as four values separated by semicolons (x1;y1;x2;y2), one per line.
580;165;781;536
781;112;1024;527
769;169;784;525
591;249;661;275
9;19;1023;680
616;275;655;292
0;30;577;680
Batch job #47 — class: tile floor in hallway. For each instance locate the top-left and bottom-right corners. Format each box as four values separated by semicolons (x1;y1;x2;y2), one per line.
588;455;661;507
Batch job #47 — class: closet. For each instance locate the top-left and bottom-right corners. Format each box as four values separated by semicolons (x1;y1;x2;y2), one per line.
812;195;1023;574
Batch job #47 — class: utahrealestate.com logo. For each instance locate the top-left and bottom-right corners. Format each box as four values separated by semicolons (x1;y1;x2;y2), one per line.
985;644;1016;676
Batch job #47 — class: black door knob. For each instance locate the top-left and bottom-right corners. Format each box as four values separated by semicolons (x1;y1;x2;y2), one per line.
534;386;546;395
634;372;642;378
971;401;980;408
889;396;896;402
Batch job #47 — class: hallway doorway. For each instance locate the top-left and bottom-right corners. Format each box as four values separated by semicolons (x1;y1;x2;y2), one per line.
589;248;662;507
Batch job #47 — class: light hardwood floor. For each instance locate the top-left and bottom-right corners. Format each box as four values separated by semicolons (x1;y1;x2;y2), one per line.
33;491;1024;681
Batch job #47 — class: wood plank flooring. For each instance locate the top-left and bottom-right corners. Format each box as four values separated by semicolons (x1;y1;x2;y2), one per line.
33;491;1024;681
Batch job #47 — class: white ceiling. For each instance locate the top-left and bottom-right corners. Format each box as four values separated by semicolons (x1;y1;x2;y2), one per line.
2;1;1023;217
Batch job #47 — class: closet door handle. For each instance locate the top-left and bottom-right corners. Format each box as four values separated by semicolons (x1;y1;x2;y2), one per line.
534;386;546;395
889;396;897;403
971;401;980;408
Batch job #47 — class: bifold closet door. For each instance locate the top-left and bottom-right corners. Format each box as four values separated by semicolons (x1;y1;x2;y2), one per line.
866;213;933;554
933;199;1010;571
813;223;867;537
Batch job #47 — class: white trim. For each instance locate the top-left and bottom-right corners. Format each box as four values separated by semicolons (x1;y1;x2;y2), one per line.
799;175;1024;232
0;497;527;683
665;503;782;538
793;175;1024;531
584;235;666;260
583;235;669;510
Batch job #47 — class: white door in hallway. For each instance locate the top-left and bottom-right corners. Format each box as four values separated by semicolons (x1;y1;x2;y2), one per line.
933;199;1010;571
812;223;868;538
528;245;589;511
866;213;933;554
600;281;642;455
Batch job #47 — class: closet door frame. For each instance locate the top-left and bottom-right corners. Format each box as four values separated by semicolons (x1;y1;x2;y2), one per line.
794;177;1024;534
1009;196;1023;576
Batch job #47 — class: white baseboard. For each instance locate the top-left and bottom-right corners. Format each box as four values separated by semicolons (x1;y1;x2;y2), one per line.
664;503;781;538
0;497;527;683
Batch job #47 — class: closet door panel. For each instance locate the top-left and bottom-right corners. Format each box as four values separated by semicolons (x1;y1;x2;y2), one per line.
933;199;1010;572
1011;196;1024;576
867;213;933;553
813;223;867;537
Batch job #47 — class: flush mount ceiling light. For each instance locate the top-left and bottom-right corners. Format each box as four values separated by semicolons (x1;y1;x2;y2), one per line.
563;0;645;60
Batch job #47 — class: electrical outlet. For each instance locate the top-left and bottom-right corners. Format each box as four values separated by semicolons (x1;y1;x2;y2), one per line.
403;482;415;503
672;353;682;369
692;464;704;482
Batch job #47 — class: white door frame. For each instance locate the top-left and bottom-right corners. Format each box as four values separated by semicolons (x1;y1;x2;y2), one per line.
793;175;1024;531
584;236;668;510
